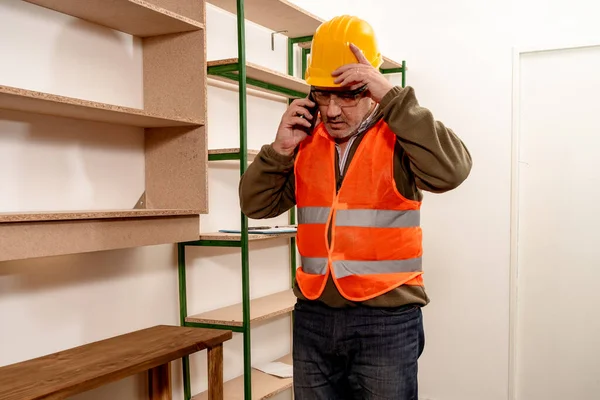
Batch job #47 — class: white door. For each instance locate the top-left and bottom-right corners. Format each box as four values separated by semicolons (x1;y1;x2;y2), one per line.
515;44;600;399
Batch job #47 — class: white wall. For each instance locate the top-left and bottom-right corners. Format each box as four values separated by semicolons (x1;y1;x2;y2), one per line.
2;0;599;399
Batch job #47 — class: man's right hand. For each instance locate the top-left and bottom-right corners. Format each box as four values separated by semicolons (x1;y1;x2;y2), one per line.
272;98;317;157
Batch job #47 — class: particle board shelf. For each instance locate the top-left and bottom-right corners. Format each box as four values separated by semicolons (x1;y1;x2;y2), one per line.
1;0;207;261
23;0;204;37
198;231;296;241
206;0;404;70
0;325;231;400
0;209;199;223
193;353;293;400
186;289;296;327
209;148;259;161
207;0;321;38
381;56;405;70
0;85;203;128
209;148;259;156
0;212;200;262
208;59;309;97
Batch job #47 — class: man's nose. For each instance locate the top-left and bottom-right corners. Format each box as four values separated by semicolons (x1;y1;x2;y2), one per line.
325;100;342;119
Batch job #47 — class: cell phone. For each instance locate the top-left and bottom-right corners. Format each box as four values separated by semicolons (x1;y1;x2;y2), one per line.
298;91;319;135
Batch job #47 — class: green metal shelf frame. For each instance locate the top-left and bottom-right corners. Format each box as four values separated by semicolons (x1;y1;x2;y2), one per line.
207;62;308;99
177;2;407;399
207;152;244;161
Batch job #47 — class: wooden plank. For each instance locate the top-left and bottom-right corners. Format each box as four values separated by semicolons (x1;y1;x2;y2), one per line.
381;56;404;70
207;344;224;400
208;148;259;157
0;214;199;262
0;209;200;223
149;363;172;400
208;147;260;161
145;126;208;212
206;1;403;70
193;354;293;400
0;325;232;400
143;30;206;124
147;0;205;23
186;289;296;327
207;0;322;38
208;59;309;97
23;0;203;37
0;85;202;128
198;232;296;241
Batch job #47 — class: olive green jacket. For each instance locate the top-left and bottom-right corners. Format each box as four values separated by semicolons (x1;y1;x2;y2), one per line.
238;85;472;307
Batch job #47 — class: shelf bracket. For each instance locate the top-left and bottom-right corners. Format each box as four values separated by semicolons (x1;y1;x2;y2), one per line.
271;30;288;51
134;192;146;209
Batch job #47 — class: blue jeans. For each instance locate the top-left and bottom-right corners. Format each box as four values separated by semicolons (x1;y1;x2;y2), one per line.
292;299;425;400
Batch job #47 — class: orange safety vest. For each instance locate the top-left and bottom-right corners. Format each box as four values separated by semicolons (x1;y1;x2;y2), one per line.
294;119;424;302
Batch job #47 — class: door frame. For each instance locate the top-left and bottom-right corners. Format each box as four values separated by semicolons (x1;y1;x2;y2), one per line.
508;40;600;400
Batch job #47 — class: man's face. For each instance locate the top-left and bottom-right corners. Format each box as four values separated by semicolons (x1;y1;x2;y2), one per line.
312;84;373;140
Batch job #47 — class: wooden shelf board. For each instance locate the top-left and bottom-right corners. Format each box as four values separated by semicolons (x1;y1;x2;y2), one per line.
0;213;200;262
381;56;404;70
208;59;309;97
193;353;293;400
23;0;204;37
0;85;203;128
207;0;321;37
198;231;296;241
186;289;296;327
0;325;231;400
0;209;200;223
209;148;259;156
206;1;403;70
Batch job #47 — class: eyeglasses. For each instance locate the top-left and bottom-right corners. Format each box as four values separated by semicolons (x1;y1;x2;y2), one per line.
310;85;368;108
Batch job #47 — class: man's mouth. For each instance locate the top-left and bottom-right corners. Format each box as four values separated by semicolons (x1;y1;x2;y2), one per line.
328;121;346;129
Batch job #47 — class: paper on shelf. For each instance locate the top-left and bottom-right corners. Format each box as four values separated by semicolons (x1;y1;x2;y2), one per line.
218;225;297;234
253;361;293;378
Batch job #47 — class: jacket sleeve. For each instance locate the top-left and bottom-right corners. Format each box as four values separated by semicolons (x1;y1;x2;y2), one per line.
238;144;296;219
379;86;472;193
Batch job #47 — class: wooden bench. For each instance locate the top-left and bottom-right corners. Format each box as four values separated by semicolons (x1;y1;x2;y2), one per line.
0;325;232;400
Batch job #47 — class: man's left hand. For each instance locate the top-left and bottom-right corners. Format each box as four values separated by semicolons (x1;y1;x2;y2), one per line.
331;43;394;103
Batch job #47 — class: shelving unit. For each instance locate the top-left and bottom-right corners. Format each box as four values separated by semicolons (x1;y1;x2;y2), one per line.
209;148;259;161
186;289;296;328
207;59;309;98
192;354;293;400
194;231;297;242
177;1;407;399
1;1;234;399
0;0;209;262
22;0;205;36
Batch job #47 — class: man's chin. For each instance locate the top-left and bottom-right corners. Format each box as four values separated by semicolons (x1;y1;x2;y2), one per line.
324;122;352;138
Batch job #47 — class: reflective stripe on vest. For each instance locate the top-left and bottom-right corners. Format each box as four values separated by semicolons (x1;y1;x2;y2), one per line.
298;208;420;228
335;209;420;228
300;256;328;274
297;206;330;224
300;257;422;278
333;258;422;278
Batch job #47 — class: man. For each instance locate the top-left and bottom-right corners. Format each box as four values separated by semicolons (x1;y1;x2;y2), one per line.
239;15;472;400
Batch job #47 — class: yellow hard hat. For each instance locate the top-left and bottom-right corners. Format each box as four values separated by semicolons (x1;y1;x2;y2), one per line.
305;15;383;88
